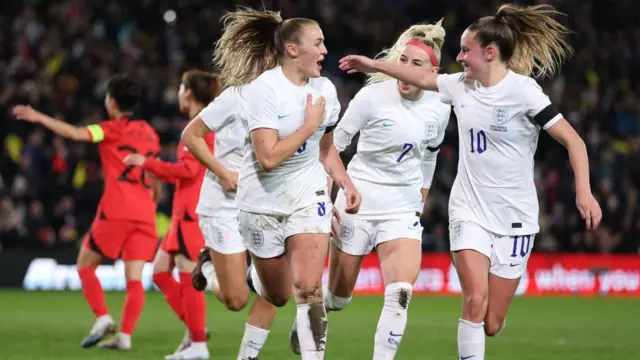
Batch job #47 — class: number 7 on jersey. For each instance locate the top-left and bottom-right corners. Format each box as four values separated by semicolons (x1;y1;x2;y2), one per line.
396;143;413;163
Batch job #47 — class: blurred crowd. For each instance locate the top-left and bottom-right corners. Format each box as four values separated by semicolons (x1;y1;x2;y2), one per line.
0;0;638;254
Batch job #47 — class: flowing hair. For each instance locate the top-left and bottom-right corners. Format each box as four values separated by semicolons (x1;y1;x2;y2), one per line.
212;7;318;88
467;3;574;78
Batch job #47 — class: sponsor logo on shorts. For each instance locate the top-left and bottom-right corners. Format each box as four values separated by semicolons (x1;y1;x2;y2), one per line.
250;230;264;248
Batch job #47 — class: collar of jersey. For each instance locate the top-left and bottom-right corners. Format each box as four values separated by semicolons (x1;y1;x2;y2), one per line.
475;70;514;95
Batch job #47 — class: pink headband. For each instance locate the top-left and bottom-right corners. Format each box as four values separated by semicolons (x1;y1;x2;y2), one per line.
405;40;439;67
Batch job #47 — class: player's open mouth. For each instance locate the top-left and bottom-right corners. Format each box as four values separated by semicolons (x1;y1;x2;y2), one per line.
317;59;323;70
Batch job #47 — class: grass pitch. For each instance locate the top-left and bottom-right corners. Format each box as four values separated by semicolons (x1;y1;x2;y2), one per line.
1;290;637;359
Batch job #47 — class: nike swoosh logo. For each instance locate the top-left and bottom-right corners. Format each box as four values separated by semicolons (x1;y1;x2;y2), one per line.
382;122;393;127
277;114;290;119
509;263;518;267
389;331;403;337
461;356;476;360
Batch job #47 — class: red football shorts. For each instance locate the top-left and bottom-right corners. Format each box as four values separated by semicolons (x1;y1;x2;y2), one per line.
83;219;158;261
160;219;205;261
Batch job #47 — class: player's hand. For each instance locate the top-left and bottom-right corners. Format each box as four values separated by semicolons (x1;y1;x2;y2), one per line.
343;185;361;214
12;105;44;123
123;153;147;167
576;190;602;231
339;55;378;74
304;94;326;129
221;171;239;193
330;207;342;238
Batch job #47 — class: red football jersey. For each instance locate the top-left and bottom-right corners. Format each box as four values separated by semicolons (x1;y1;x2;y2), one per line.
142;133;215;222
85;117;161;224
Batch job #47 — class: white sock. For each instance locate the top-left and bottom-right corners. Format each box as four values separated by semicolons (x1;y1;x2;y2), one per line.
458;319;485;360
296;303;327;360
190;342;208;351
97;314;114;326
237;323;270;360
118;332;132;348
249;265;264;298
322;284;351;312
373;282;412;360
201;261;218;291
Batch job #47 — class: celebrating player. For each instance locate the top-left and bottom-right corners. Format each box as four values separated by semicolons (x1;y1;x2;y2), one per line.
338;4;602;360
13;75;161;351
190;7;360;359
123;70;217;359
181;12;285;358
290;21;451;359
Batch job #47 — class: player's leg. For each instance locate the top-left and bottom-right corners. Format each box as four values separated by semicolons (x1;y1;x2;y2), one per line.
165;253;209;360
238;293;277;360
287;233;330;359
98;221;156;350
77;220;125;348
77;242;114;348
372;216;423;359
152;249;184;323
483;234;535;337
289;216;370;355
449;222;493;360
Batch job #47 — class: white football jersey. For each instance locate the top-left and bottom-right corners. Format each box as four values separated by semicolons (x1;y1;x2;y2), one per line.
195;86;246;217
437;71;563;236
334;80;450;219
236;66;340;215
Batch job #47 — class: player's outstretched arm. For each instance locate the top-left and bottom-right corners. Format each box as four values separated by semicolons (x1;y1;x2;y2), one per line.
12;105;91;142
319;133;361;214
546;119;602;231
339;55;439;91
181;116;238;192
123;149;199;184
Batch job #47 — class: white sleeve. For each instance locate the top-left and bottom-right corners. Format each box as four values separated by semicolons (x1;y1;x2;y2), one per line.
421;102;450;188
333;88;371;152
244;80;279;132
435;72;465;105
198;88;235;132
524;78;563;130
323;81;341;128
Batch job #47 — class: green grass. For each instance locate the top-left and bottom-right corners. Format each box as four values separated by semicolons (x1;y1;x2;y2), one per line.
1;290;637;359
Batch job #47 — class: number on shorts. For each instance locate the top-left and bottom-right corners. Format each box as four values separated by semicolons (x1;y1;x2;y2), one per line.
396;143;413;163
117;146;155;188
297;142;307;154
317;202;326;216
510;235;532;258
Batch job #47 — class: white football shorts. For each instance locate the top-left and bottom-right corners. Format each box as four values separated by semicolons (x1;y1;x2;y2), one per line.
332;212;423;256
238;201;333;259
198;213;246;255
449;221;535;279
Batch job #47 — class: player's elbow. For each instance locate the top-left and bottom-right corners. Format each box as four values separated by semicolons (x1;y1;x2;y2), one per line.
258;156;278;172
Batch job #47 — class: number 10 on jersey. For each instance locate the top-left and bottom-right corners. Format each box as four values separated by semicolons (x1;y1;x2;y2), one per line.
469;128;487;154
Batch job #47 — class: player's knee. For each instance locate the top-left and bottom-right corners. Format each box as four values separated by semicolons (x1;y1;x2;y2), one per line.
294;281;323;304
383;282;413;312
484;317;506;337
221;294;249;312
462;292;486;310
265;294;290;308
323;285;352;312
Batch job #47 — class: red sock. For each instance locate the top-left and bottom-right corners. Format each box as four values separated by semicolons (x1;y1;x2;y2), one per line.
78;267;109;317
153;272;185;322
180;272;207;342
121;280;145;335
